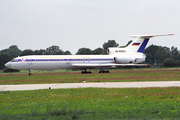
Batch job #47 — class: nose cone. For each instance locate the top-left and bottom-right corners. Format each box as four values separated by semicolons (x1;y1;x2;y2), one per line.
5;62;11;68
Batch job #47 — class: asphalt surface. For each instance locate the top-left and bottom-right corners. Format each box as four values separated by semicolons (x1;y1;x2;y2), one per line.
0;81;180;91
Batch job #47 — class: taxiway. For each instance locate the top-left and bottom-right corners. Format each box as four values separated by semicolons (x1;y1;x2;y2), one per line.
0;81;180;91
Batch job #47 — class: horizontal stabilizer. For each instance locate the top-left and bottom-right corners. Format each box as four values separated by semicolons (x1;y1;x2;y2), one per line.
129;34;174;38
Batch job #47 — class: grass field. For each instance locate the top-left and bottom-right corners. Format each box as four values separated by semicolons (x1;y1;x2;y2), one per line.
1;68;180;85
0;87;180;120
1;68;180;119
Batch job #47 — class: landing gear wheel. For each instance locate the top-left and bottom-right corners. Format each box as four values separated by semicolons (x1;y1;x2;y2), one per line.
81;71;92;74
29;73;32;76
98;68;110;73
81;69;92;74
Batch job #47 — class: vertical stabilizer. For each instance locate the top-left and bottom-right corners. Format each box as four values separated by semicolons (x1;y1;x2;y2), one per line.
126;34;174;53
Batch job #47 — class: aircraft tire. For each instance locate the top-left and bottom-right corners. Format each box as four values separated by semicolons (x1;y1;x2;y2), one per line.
81;71;92;74
29;73;32;76
99;71;109;73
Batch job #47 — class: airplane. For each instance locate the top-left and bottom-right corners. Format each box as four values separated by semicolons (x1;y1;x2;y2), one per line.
5;34;173;75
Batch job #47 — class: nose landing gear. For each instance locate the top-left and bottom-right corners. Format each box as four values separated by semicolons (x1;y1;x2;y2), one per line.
28;69;33;76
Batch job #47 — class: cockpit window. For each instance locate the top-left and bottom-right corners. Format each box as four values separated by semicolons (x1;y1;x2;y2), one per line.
11;59;18;62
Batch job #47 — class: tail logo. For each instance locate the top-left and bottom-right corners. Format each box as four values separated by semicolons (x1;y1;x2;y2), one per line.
22;58;26;62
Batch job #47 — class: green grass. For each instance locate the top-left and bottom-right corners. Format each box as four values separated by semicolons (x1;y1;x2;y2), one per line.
1;68;180;119
0;87;180;119
1;68;180;85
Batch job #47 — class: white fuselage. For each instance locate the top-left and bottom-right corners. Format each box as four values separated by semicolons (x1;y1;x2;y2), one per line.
5;54;145;70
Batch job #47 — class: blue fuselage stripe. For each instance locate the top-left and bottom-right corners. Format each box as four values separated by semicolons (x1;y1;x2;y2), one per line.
13;58;114;62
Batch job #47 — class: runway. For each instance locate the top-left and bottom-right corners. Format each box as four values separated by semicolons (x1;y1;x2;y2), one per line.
0;81;180;91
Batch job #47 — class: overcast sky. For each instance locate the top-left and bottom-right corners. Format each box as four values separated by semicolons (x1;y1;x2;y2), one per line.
0;0;179;54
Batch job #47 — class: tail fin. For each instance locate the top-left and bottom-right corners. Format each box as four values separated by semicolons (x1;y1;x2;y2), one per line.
126;34;174;53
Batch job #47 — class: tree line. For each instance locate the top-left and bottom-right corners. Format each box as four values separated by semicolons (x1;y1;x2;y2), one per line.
144;45;180;67
0;39;180;70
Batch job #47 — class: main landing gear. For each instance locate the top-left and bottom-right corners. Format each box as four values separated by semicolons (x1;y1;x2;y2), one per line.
81;68;110;74
99;68;110;73
81;69;92;74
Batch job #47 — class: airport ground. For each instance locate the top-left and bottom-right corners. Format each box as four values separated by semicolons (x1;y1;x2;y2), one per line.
1;68;180;85
0;68;180;119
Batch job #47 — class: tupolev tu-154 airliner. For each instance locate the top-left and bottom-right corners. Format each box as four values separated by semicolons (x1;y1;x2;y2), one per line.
5;34;173;75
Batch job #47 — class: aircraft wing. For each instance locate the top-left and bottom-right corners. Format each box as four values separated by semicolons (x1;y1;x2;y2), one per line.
71;63;150;69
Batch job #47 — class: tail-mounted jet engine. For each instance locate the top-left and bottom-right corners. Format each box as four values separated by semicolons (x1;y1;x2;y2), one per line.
114;56;134;64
